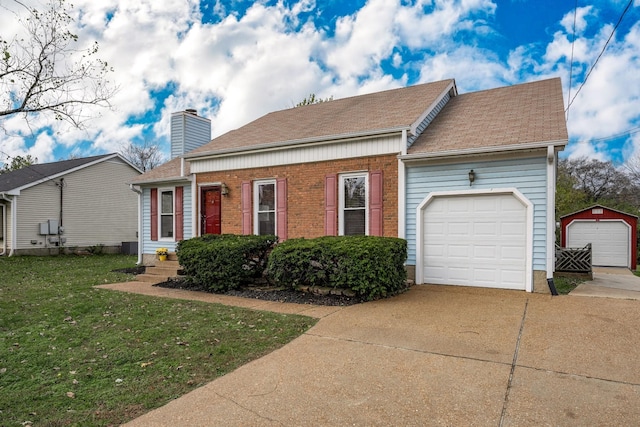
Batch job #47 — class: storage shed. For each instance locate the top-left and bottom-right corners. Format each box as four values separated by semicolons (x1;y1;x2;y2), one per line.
560;205;637;270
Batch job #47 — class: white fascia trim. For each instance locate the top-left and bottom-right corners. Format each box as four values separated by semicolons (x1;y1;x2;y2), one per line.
184;127;410;161
415;188;534;292
409;81;457;136
399;140;568;162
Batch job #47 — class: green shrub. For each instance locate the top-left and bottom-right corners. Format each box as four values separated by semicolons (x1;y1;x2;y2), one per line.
177;234;278;292
266;236;408;300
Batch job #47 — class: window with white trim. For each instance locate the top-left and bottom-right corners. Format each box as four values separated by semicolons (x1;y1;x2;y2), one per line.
254;180;276;235
339;173;368;235
159;189;174;239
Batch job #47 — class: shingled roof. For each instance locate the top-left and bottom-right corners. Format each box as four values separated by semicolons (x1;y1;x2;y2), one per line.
132;79;454;184
185;79;455;158
407;78;568;156
0;154;117;192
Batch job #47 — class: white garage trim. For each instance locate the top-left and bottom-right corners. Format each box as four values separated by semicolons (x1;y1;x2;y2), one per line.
566;219;631;268
415;188;533;292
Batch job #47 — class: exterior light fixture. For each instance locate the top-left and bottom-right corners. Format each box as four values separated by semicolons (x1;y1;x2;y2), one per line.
221;183;229;196
468;170;475;186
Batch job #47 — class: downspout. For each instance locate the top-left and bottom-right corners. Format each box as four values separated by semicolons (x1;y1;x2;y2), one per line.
130;184;143;265
398;129;408;239
546;145;558;295
57;178;64;254
10;195;17;256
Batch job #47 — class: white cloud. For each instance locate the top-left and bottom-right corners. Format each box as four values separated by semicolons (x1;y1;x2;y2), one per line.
560;5;595;34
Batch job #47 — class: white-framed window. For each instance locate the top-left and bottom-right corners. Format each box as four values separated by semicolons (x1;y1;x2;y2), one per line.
253;180;276;235
159;188;174;239
339;173;368;235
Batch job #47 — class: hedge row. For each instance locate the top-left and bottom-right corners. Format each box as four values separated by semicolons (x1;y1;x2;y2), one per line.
176;234;277;292
176;234;408;300
266;236;407;300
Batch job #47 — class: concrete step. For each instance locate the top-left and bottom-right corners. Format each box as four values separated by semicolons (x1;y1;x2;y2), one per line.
136;273;172;284
146;265;183;276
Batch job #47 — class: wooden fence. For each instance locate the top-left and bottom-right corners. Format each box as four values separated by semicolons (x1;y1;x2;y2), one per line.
555;243;592;273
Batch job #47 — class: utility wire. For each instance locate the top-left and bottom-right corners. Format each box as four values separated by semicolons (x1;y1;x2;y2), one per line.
565;0;634;114
566;0;579;121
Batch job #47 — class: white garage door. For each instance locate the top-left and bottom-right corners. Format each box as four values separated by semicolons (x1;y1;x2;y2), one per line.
567;221;629;267
423;194;527;290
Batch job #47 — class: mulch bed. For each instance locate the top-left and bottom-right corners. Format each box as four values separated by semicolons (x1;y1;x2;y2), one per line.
153;278;368;306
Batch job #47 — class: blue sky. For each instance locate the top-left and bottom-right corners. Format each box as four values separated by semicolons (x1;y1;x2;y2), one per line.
1;0;639;167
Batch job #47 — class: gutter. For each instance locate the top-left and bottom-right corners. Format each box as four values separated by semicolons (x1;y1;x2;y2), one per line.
129;175;192;186
129;184;144;265
184;126;411;161
399;140;568;162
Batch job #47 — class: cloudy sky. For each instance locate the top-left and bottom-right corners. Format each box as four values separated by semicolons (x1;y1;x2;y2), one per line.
1;0;639;167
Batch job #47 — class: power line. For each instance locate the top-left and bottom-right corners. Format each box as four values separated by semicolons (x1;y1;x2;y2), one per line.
565;0;634;114
566;0;579;121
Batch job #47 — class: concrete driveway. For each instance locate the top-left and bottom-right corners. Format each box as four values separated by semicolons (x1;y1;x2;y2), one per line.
570;267;640;300
122;284;640;426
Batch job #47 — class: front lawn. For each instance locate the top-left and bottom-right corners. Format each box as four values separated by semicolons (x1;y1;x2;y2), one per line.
0;255;316;426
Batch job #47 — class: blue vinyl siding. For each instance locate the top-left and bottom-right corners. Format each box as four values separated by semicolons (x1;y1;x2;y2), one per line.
142;185;193;254
405;156;548;270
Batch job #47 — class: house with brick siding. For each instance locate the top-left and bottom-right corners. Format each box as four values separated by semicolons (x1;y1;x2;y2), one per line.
131;77;568;293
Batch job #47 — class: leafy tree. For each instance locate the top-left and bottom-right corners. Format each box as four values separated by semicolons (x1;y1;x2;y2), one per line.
295;93;334;107
120;140;164;172
0;154;37;173
0;0;116;130
557;157;640;217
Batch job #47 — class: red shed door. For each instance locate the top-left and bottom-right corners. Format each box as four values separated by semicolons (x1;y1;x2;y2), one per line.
201;187;222;235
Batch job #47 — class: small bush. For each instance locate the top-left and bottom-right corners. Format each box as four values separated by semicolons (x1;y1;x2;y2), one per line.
266;236;408;300
177;234;277;292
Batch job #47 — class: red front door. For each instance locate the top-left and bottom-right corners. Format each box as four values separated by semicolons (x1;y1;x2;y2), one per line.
201;187;222;235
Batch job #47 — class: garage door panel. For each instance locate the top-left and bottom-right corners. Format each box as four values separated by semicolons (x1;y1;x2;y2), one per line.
423;193;526;290
567;221;629;267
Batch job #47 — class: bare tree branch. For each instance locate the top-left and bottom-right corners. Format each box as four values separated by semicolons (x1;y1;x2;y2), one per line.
0;0;117;131
120;140;165;172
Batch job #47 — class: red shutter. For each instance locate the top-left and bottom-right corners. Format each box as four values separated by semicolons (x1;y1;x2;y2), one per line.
325;174;337;236
175;186;184;241
369;170;383;236
276;178;287;240
150;188;158;241
241;181;252;235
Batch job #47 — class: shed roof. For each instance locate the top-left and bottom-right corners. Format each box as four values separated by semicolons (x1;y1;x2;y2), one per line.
560;205;639;220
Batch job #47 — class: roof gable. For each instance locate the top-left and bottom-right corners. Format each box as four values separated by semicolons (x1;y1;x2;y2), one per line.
186;79;455;158
561;204;639;220
407;78;568;156
0;154;139;193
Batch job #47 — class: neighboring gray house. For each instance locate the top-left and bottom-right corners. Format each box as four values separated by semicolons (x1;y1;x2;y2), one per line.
132;78;568;293
0;154;141;255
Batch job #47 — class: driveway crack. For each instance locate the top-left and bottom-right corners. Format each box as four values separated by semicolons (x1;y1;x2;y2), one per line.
499;298;529;427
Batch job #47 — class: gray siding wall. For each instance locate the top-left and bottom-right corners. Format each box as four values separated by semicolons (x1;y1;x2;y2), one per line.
171;112;211;159
15;158;140;250
405;156;548;269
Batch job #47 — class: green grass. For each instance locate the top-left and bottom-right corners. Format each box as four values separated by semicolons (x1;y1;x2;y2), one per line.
553;275;586;294
634;267;640;278
0;255;316;426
